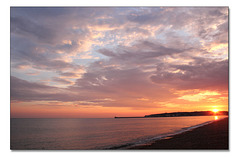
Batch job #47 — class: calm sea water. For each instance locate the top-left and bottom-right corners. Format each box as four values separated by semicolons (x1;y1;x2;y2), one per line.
10;116;227;149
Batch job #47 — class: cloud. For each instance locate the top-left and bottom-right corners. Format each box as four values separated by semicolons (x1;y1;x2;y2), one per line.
11;76;62;101
97;40;191;70
59;72;81;78
11;76;95;102
10;7;229;111
11;16;56;44
25;72;40;76
177;91;221;102
52;77;74;85
150;59;228;91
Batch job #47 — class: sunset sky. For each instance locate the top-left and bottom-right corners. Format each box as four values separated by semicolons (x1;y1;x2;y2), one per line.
10;7;228;118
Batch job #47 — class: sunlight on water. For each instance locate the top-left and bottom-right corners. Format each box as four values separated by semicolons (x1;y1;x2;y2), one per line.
11;116;227;149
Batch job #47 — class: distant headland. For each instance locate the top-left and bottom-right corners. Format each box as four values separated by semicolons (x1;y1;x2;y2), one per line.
114;111;228;118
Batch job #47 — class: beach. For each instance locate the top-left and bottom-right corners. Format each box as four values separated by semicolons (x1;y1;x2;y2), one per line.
129;117;229;150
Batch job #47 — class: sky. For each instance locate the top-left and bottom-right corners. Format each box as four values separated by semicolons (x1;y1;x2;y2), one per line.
10;7;228;118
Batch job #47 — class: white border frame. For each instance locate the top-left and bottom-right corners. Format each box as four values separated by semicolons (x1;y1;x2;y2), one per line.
2;0;239;156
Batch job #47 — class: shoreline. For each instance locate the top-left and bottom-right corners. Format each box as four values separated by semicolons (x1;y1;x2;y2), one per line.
127;117;229;150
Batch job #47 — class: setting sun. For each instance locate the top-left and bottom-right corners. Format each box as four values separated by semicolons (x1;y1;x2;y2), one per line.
212;109;219;113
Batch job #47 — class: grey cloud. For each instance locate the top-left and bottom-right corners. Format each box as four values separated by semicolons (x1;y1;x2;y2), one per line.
212;21;228;44
55;41;80;54
11;34;83;72
11;16;56;44
124;27;150;36
11;76;62;101
73;66;174;105
98;49;116;57
11;7;71;19
11;76;91;102
52;77;73;85
127;7;192;28
192;8;228;43
10;7;96;75
60;72;79;78
126;7;228;43
150;59;228;91
98;40;188;67
33;60;81;71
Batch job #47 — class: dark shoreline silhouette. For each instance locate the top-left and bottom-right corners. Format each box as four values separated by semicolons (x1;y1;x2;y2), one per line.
115;111;228;118
129;117;229;149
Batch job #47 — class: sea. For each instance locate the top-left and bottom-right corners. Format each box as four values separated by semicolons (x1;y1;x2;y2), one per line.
10;116;227;150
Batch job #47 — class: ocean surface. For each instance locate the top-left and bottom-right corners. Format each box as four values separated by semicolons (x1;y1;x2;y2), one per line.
10;116;227;150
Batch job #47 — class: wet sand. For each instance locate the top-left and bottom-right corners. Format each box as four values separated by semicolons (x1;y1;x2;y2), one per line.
129;117;229;150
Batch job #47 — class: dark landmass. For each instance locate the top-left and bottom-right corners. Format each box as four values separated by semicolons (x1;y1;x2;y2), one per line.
114;116;145;118
145;111;228;117
115;111;228;118
128;117;229;150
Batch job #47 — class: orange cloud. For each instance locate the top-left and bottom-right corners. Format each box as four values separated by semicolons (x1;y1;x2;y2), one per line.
178;91;221;102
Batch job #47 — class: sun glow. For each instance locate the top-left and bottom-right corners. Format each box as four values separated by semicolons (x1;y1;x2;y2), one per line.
212;109;219;113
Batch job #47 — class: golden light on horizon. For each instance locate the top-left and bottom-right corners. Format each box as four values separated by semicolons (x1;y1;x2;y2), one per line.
212;109;219;113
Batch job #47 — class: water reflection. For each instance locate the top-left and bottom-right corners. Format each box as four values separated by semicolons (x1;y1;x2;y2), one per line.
11;116;225;149
214;116;219;120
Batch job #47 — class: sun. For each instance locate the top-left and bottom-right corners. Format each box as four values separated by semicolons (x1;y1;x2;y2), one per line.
212;109;219;113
